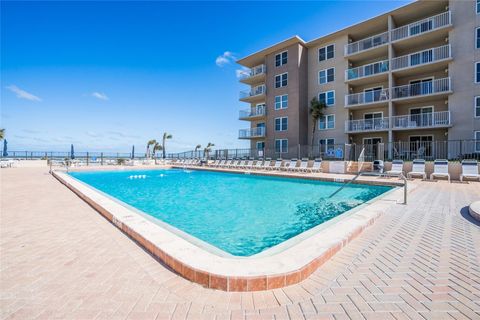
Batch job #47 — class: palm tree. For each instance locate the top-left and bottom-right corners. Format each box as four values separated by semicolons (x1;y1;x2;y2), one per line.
146;139;157;158
194;144;201;158
162;132;172;159
0;129;4;140
203;142;215;160
152;142;163;163
309;97;327;157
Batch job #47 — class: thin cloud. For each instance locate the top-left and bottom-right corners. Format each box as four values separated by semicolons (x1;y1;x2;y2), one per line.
236;66;250;78
215;51;236;67
5;85;42;101
91;92;109;101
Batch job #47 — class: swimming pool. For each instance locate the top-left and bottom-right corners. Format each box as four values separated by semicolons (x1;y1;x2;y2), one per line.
69;169;392;256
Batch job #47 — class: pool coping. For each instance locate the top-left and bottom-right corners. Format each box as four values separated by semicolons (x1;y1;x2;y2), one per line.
52;169;411;291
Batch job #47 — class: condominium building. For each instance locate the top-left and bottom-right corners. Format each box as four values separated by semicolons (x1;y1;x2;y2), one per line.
237;0;480;160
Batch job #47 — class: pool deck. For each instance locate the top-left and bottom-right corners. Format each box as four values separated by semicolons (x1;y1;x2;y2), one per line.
1;167;480;319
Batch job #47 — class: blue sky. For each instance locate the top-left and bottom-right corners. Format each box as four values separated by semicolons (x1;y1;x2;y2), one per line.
1;0;410;153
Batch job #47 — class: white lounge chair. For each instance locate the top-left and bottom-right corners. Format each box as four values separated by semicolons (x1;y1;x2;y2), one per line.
460;160;480;182
431;159;450;182
269;159;282;171
284;159;298;171
386;159;404;176
407;159;426;179
235;160;246;169
253;159;263;170
308;159;322;173
294;159;309;172
244;160;254;169
262;158;272;170
210;159;220;167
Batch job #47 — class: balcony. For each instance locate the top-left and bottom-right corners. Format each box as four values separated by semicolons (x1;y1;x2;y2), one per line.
391;77;451;102
392;111;451;130
239;107;266;121
239;64;266;85
391;11;451;43
345;117;389;133
391;44;451;75
239;84;266;102
345;59;389;84
238;127;265;139
344;31;389;57
345;88;389;108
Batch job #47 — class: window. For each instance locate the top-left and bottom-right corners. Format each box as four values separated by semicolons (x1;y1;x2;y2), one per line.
275;51;288;67
475;96;480;117
476;27;480;49
275;117;288;131
476;62;480;83
256;141;265;150
318;44;335;62
275;139;288;153
320;139;335;155
319;68;335;84
319;114;335;130
477;0;480;14
320;138;335;146
275;73;288;88
275;94;288;110
318;90;335;106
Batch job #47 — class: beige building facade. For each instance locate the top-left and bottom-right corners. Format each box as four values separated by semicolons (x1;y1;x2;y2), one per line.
237;0;480;160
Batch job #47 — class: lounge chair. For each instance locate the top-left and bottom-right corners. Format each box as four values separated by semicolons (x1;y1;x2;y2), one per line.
407;159;426;179
308;159;322;173
431;159;450;182
254;159;263;170
386;159;404;176
269;159;282;171
460;160;480;182
262;158;272;170
294;158;309;172
210;159;220;167
285;159;298;171
244;159;254;169
235;160;246;169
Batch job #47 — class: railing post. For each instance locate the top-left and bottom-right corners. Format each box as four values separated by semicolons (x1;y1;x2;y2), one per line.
101;153;104;165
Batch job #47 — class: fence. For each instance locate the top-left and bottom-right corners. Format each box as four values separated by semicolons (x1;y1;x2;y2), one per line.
168;140;480;162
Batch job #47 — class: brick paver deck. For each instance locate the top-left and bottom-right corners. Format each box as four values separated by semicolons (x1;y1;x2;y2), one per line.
1;167;479;320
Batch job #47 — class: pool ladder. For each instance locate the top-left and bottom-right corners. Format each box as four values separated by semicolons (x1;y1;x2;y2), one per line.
328;171;407;205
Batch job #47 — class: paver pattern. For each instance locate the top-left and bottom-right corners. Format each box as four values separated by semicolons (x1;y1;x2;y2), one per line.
1;167;479;320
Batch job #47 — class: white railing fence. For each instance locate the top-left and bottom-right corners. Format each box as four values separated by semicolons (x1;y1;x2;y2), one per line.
345;117;390;132
239;106;266;119
391;77;451;100
392;111;451;129
239;64;266;80
239;84;266;99
391;44;451;70
345;60;389;81
238;127;265;138
345;88;389;106
344;31;389;56
391;11;451;42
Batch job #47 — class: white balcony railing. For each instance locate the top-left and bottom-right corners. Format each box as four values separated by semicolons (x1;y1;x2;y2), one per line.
345;88;389;107
345;117;390;133
391;77;451;100
391;11;451;42
239;107;266;119
392;111;451;129
239;127;265;139
345;59;389;81
345;31;389;56
238;64;266;81
239;84;266;99
391;44;451;70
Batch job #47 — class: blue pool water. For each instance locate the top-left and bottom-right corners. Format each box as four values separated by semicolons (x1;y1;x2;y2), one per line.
69;169;392;256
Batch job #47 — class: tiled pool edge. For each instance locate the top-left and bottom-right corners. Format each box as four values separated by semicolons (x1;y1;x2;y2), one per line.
52;170;409;292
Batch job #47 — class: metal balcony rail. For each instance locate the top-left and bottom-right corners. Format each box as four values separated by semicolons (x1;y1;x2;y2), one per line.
239;107;266;119
345;88;389;106
239;84;266;99
391;11;451;42
238;127;265;138
344;31;389;56
391;77;451;100
345;117;390;132
391;44;451;70
392;111;451;129
345;60;389;81
238;64;266;80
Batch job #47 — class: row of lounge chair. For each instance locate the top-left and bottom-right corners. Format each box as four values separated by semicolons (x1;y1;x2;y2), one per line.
386;159;479;182
175;158;323;173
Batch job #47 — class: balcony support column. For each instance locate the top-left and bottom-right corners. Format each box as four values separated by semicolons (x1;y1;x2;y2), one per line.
387;14;394;160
